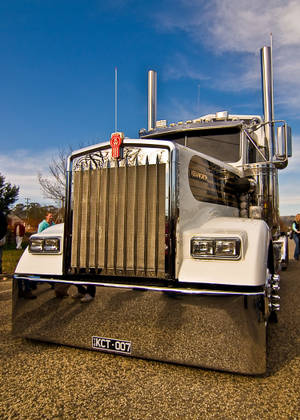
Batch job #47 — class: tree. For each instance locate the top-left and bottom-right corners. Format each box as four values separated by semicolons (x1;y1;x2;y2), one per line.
12;203;27;219
38;143;92;206
0;173;19;213
12;202;60;231
25;203;54;229
38;147;71;206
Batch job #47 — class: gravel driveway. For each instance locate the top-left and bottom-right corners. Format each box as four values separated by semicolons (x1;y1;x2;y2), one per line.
0;260;299;419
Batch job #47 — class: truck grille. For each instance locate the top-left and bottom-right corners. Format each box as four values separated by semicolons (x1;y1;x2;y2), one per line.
70;162;166;277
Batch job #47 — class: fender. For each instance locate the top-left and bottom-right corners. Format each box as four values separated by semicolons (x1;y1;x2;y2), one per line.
178;217;271;287
15;223;64;276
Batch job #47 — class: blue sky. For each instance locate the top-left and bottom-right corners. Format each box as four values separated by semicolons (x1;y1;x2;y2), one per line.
0;0;299;215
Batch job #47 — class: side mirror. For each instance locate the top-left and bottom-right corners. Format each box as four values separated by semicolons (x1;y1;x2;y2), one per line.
276;124;292;158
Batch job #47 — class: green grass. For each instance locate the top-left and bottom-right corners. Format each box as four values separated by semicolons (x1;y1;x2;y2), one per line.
2;247;25;275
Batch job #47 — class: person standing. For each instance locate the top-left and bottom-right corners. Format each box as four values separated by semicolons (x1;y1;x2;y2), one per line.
292;214;300;261
0;211;7;276
38;212;55;232
14;222;25;249
72;285;96;303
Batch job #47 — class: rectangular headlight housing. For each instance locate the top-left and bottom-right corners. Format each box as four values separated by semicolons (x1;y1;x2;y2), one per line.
44;238;60;253
29;238;44;253
190;239;214;257
29;237;61;254
191;237;241;260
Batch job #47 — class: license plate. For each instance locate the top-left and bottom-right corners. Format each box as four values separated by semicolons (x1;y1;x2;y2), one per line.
92;336;131;354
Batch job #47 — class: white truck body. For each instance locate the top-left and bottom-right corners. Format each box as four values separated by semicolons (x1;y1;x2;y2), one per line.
13;46;291;374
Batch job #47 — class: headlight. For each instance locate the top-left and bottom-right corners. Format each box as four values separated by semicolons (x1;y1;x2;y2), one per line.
191;237;241;260
29;238;44;253
44;238;60;253
190;239;214;257
29;237;61;254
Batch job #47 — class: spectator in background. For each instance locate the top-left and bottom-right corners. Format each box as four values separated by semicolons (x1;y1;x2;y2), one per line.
14;222;25;249
0;211;7;277
292;213;300;261
38;212;55;233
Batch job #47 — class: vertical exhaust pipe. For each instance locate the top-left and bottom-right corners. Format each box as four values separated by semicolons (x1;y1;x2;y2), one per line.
261;45;279;234
148;70;157;131
261;46;275;159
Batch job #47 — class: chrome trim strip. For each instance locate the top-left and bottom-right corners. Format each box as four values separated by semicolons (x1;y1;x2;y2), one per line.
63;156;72;273
70;139;177;159
13;275;264;297
169;146;178;278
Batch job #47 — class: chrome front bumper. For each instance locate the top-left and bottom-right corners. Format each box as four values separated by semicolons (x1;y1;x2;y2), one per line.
12;276;266;375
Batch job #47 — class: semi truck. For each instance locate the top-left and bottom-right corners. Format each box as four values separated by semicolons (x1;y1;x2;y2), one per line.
13;46;292;374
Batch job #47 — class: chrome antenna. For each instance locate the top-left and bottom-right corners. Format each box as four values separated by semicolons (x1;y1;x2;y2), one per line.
115;67;118;132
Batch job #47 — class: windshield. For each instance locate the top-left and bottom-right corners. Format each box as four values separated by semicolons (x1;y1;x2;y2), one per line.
157;127;241;162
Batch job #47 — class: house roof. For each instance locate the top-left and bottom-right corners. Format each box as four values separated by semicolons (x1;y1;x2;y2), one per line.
7;213;24;226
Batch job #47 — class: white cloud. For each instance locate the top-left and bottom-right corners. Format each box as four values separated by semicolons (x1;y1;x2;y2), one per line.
0;149;60;205
162;53;209;82
278;135;300;214
280;135;300;175
155;0;300;112
158;0;300;52
279;190;300;216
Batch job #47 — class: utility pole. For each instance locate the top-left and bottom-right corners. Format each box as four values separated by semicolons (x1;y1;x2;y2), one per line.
24;198;30;228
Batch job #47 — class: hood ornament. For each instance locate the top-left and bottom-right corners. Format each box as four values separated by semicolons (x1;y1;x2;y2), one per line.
110;132;124;159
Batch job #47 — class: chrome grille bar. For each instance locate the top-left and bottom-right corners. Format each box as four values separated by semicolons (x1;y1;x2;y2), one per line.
113;162;119;274
94;169;101;270
155;155;160;276
133;160;138;273
122;161;128;271
103;164;110;271
143;156;149;273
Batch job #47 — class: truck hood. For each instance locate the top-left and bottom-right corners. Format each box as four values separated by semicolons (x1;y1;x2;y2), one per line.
32;223;64;237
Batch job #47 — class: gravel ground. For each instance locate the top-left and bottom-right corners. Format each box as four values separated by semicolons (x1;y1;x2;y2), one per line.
0;261;299;420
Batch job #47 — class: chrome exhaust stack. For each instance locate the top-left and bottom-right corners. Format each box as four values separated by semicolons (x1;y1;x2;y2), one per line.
260;46;281;234
148;70;157;131
261;46;275;160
